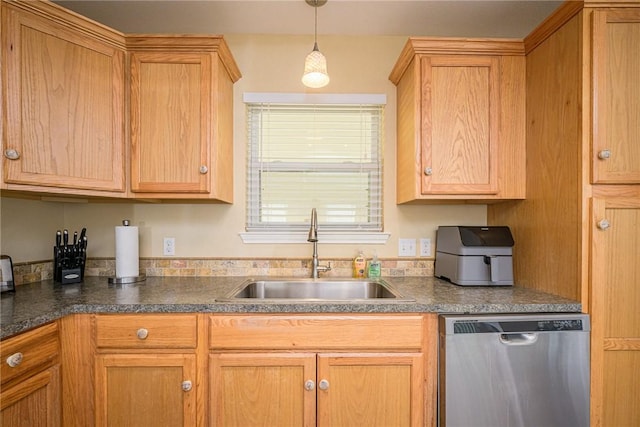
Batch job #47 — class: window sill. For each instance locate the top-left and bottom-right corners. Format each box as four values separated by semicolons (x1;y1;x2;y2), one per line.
239;231;390;244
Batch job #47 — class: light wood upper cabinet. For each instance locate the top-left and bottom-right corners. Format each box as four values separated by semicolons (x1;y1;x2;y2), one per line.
128;36;241;201
1;0;126;196
390;38;525;203
420;55;499;195
591;9;640;184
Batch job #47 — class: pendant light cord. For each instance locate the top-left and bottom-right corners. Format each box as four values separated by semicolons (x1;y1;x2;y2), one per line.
314;0;318;47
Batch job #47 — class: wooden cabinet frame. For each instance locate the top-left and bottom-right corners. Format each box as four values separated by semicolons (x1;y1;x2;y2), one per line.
389;38;526;203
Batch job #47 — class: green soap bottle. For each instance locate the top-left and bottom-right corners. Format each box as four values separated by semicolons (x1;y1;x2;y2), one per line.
368;253;381;278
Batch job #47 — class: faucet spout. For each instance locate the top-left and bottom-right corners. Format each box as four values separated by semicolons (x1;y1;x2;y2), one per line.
308;208;318;242
307;208;331;278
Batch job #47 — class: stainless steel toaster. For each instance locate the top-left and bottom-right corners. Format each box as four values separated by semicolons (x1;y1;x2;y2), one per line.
1;255;15;293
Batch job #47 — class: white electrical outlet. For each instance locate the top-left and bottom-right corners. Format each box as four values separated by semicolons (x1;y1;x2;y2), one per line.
163;237;175;256
420;238;432;257
398;238;416;257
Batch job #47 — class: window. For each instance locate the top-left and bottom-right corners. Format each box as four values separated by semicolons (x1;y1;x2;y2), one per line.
243;93;386;243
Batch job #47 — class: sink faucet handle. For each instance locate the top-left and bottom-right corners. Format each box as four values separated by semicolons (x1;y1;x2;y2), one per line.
318;262;332;273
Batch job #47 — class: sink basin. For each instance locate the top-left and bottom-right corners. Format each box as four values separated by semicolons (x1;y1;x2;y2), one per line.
219;278;413;302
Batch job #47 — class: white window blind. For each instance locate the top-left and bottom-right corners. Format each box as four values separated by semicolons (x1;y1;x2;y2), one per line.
246;95;384;234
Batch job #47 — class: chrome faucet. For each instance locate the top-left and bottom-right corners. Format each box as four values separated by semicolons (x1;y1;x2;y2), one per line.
307;208;331;278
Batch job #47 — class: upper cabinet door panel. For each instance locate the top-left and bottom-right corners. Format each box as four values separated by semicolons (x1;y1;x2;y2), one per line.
592;9;640;184
2;6;125;192
130;52;211;193
421;55;499;195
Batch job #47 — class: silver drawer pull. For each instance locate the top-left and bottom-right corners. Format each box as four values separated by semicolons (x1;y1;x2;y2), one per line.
6;352;23;368
318;379;330;391
304;380;315;391
597;149;611;160
136;328;149;340
182;380;192;392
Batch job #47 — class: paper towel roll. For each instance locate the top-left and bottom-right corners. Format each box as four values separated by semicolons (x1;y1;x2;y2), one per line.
115;223;139;278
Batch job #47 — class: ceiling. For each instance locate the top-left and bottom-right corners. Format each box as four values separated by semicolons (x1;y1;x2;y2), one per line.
54;0;563;39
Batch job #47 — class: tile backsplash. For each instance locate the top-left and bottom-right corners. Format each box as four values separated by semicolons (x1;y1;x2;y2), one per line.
11;257;435;286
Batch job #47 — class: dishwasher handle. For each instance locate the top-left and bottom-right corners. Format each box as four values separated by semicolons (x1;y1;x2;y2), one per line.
499;332;538;346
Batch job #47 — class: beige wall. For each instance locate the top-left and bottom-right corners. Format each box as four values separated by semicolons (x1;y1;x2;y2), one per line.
0;34;486;264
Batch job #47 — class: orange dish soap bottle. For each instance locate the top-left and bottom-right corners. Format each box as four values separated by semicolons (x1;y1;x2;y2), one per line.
353;250;367;278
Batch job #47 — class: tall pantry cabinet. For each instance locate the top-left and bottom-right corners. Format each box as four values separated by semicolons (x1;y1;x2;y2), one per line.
488;2;640;426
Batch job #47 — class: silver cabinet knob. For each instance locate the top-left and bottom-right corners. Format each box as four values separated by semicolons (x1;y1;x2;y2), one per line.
136;328;149;340
424;167;433;176
598;149;611;160
199;165;208;174
318;379;330;391
6;352;23;367
597;219;610;230
4;149;20;160
181;380;192;392
304;380;315;391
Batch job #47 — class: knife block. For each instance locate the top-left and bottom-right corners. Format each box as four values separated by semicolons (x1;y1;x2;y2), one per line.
54;247;86;284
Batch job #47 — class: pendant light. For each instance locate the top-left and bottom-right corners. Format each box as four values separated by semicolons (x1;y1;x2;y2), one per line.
302;0;330;88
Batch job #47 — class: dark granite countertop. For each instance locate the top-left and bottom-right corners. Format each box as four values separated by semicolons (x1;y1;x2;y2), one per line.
0;276;581;339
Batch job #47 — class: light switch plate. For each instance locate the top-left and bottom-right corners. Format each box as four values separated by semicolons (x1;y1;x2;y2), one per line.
420;238;432;257
398;238;416;257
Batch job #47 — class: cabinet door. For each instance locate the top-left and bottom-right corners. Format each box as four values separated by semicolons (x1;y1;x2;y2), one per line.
130;52;211;193
591;197;640;426
0;365;61;427
317;353;424;427
420;55;499;195
209;353;316;427
95;354;197;427
591;10;640;183
2;5;125;193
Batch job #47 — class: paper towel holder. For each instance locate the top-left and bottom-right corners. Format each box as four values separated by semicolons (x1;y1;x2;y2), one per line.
108;220;146;284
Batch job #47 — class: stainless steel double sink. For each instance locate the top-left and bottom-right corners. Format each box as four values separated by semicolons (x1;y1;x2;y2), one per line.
218;278;413;302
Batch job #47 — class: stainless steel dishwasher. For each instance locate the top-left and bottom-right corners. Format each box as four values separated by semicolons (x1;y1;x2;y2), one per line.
439;313;590;427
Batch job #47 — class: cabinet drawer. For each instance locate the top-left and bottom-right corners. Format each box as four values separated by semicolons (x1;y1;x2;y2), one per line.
95;314;197;349
1;322;59;386
209;314;426;350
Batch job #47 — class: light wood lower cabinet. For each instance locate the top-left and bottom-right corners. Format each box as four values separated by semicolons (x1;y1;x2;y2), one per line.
95;354;197;427
210;352;423;427
209;314;435;427
4;313;435;426
93;314;200;427
318;353;423;427
590;197;640;426
210;353;316;426
0;322;61;427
